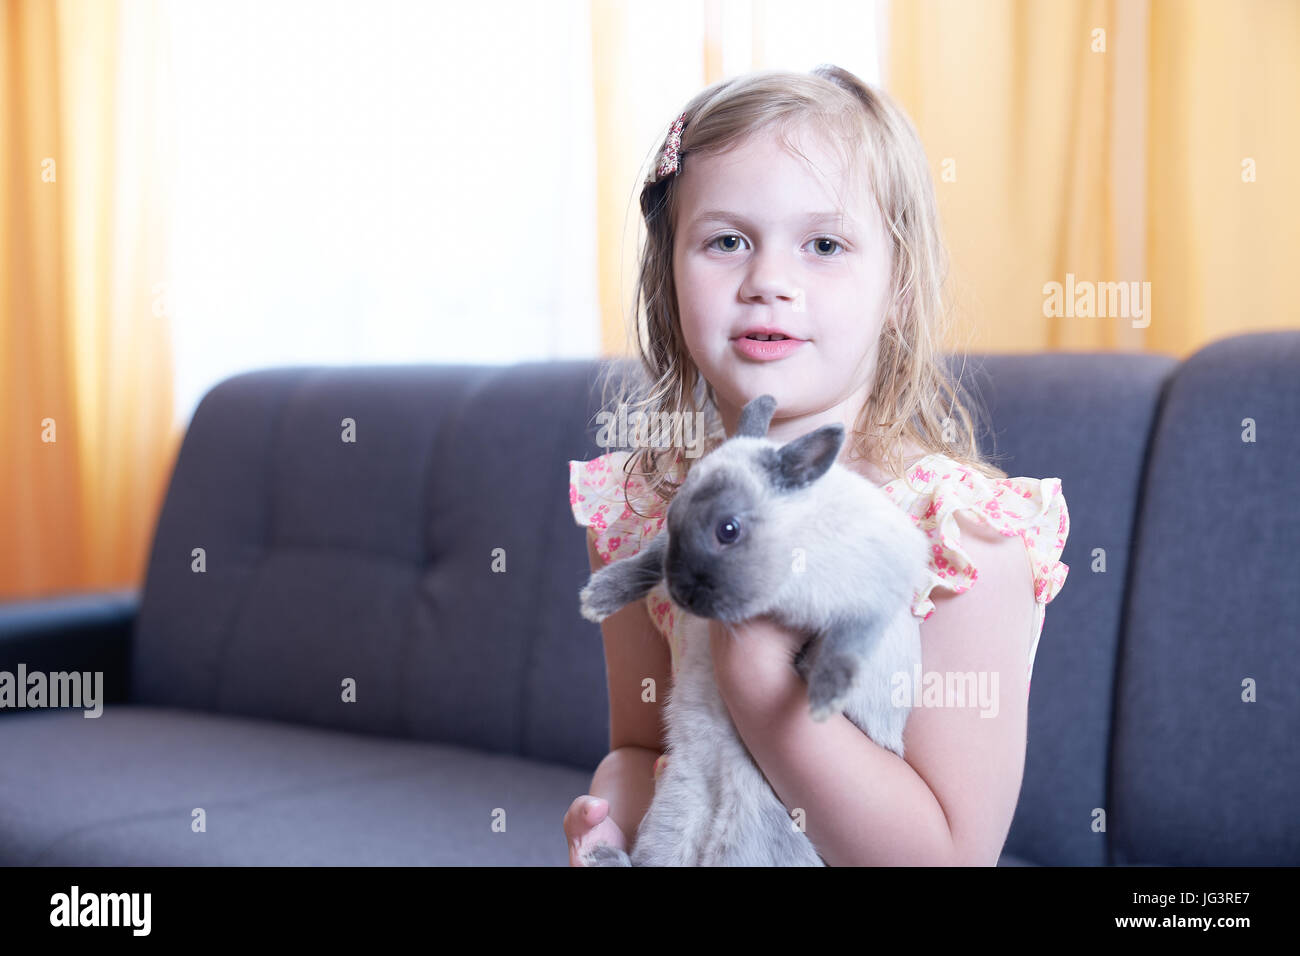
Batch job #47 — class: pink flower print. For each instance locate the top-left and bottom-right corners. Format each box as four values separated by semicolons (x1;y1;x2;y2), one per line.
922;500;939;520
591;511;608;532
912;465;936;484
608;536;621;552
570;486;579;506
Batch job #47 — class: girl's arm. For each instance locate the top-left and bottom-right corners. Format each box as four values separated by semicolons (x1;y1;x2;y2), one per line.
711;511;1036;866
585;533;672;849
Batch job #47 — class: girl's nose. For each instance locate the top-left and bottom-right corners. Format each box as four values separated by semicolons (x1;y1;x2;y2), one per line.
740;250;800;305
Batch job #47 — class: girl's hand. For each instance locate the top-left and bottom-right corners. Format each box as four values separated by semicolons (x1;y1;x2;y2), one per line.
563;795;628;867
709;615;810;706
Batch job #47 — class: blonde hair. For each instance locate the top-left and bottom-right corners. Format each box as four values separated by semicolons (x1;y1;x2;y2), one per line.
595;64;1007;517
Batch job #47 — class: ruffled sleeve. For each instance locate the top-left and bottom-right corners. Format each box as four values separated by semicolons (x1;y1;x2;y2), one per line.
882;457;1070;624
568;450;669;565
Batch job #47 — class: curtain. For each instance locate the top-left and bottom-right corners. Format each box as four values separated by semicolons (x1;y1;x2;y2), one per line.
590;0;708;356
887;0;1300;355
162;0;601;430
1;0;178;599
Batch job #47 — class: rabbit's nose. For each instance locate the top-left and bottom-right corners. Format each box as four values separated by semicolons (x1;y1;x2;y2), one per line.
669;572;713;612
667;574;694;602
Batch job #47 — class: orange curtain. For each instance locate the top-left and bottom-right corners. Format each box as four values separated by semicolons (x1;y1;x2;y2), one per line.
1;0;179;600
887;0;1300;356
590;0;713;356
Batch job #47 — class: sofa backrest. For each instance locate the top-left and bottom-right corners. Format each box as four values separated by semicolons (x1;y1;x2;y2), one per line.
133;361;616;769
1108;332;1300;865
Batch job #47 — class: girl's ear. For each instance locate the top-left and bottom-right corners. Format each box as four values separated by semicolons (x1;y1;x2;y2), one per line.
766;424;845;491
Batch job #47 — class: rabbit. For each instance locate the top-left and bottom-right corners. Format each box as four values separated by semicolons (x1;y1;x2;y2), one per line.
576;394;932;866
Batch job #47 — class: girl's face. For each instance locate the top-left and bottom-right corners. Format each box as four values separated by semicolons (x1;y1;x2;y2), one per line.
672;123;894;452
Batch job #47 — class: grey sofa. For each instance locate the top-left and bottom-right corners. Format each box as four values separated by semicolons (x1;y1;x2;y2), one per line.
2;331;1297;866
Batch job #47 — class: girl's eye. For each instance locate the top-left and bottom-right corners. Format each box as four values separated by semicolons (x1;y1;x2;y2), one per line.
811;237;843;256
709;234;746;253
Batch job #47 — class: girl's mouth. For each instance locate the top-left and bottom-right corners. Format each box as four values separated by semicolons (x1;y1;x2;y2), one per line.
732;335;808;361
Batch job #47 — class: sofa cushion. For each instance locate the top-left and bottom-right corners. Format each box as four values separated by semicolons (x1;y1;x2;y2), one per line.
0;705;588;865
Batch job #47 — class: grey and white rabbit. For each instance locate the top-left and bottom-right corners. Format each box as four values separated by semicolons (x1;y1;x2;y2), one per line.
577;394;932;866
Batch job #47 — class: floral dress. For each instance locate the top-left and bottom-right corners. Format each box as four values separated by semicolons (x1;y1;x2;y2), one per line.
568;449;1070;780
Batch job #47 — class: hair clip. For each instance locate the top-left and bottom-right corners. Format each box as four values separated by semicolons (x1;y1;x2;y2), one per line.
654;112;688;181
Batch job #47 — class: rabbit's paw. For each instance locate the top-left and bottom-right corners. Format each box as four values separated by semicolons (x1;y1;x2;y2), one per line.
580;843;633;867
579;579;623;623
805;648;860;722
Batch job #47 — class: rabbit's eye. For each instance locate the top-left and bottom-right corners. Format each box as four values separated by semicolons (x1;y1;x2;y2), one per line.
715;517;742;544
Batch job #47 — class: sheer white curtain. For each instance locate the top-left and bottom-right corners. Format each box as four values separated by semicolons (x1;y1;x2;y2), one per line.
726;0;885;82
162;0;598;431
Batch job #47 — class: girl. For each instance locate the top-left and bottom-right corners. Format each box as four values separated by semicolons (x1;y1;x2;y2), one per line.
563;64;1069;866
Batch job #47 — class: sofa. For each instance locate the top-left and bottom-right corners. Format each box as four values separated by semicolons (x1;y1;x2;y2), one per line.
2;330;1297;866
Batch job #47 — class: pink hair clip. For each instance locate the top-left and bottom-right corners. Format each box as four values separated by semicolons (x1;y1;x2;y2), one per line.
655;112;687;181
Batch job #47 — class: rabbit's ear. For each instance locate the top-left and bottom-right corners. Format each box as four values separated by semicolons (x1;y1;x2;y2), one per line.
736;394;777;438
768;424;845;490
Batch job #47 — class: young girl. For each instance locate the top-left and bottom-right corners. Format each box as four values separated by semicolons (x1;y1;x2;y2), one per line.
563;65;1069;866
